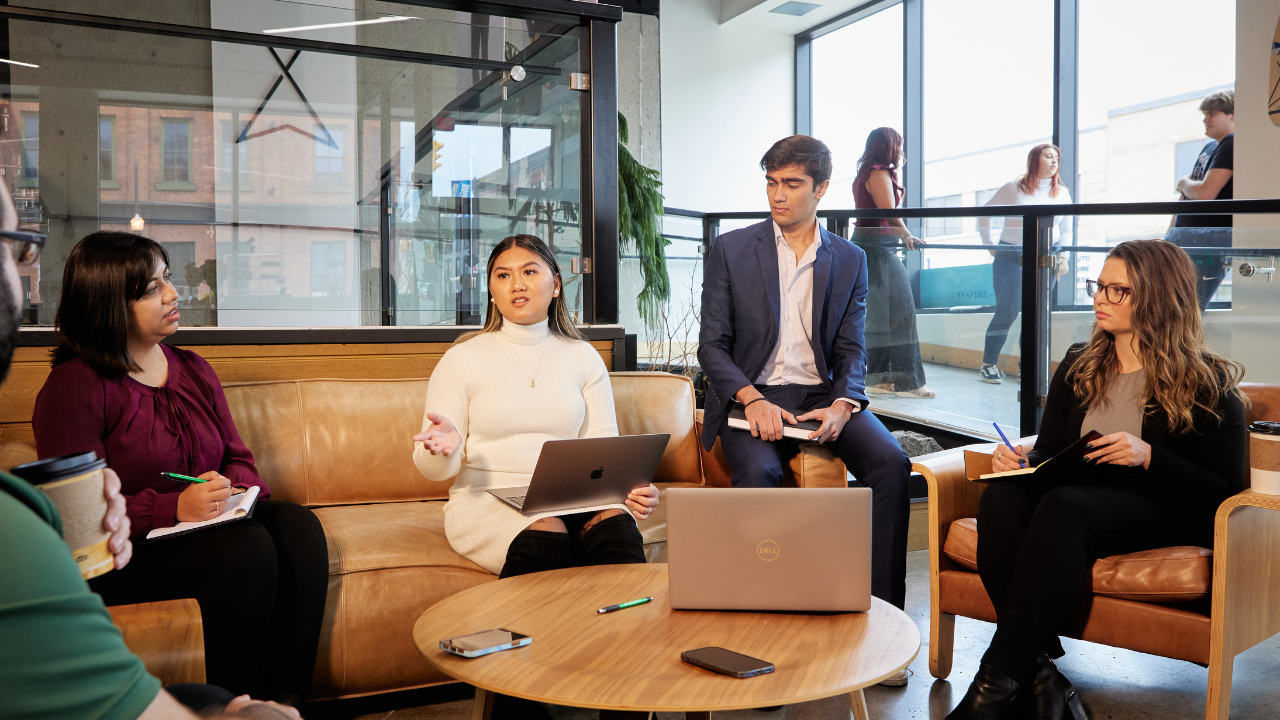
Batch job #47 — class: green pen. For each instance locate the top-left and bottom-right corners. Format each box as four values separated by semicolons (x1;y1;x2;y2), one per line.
597;597;653;615
161;472;207;484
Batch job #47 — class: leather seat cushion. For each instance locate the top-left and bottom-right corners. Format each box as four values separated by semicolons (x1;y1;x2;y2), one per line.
943;517;1213;604
314;501;489;576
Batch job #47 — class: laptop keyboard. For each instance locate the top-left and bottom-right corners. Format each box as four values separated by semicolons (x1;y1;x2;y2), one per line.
507;495;526;509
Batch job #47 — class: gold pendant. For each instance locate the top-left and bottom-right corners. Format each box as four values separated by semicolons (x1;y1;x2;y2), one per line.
530;380;535;388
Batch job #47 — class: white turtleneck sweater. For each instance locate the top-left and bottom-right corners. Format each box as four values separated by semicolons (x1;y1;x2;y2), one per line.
982;177;1074;246
413;319;623;574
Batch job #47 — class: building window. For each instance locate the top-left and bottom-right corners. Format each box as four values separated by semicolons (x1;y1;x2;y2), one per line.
19;113;38;187
99;116;118;189
220;121;252;187
313;128;344;187
1175;139;1211;186
925;194;963;236
975;188;999;206
311;241;346;296
157;118;195;191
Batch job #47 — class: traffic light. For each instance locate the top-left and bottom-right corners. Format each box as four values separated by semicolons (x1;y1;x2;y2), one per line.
431;139;445;171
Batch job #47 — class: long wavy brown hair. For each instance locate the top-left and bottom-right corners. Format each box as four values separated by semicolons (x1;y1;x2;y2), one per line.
457;234;584;344
1070;239;1245;432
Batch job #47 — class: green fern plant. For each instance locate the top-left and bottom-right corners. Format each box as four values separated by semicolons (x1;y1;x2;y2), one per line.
617;111;669;332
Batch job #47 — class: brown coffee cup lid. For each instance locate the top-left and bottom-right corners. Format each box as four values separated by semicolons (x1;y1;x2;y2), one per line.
1250;421;1280;436
11;451;107;485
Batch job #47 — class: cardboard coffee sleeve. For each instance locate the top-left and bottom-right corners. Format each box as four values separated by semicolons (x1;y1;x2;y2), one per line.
12;452;113;579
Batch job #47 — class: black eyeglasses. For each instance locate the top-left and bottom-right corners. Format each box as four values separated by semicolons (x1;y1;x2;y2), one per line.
1085;279;1132;304
0;230;45;266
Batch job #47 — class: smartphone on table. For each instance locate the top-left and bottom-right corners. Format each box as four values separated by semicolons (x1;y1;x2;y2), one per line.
681;646;775;678
440;629;532;658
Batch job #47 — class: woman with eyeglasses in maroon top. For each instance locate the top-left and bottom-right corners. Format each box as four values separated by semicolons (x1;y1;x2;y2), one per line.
945;239;1248;720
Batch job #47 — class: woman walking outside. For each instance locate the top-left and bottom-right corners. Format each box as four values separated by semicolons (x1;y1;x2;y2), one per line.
851;127;934;399
977;143;1072;384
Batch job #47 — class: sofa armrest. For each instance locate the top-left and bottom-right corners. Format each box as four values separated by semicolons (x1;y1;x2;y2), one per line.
694;412;847;488
108;598;205;685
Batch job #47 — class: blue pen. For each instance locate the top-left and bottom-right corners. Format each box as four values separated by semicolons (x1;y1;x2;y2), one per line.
992;423;1027;468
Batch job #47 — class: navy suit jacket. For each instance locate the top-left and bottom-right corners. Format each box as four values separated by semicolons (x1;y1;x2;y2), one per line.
697;219;870;451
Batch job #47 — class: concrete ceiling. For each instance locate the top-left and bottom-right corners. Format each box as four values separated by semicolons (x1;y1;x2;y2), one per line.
719;0;888;34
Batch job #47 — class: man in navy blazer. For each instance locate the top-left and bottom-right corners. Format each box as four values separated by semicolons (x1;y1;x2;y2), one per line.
698;136;911;612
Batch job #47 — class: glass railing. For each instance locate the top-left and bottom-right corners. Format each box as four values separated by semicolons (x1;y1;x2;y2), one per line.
647;200;1280;439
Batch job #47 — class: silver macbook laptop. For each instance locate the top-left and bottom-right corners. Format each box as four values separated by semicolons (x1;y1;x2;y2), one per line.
666;487;872;612
487;434;670;515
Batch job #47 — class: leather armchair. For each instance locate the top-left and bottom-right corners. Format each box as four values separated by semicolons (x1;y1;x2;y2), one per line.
916;382;1280;720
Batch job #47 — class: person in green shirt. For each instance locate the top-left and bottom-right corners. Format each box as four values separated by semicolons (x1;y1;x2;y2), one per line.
0;182;297;720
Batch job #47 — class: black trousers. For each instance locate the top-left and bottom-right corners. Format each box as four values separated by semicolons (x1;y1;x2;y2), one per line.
717;383;912;609
1166;226;1232;313
89;500;329;699
976;471;1215;685
499;511;647;579
853;231;928;392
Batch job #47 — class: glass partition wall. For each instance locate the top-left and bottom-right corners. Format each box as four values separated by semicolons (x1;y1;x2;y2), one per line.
2;0;615;328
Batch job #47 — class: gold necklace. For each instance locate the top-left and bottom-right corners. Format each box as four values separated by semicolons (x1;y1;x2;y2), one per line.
502;333;550;389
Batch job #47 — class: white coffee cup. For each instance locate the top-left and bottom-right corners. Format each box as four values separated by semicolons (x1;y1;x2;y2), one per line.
1248;421;1280;495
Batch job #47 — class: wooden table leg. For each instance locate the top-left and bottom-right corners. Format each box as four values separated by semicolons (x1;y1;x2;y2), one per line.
851;688;870;720
471;687;494;720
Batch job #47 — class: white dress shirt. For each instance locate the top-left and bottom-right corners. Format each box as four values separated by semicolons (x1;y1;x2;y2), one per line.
755;221;858;412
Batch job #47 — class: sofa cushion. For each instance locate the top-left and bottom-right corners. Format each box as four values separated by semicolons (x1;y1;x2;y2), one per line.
313;501;488;576
943;518;1213;604
609;373;702;485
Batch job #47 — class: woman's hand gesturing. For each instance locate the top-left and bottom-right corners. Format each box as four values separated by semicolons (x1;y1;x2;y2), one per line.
414;412;462;457
175;472;233;522
1084;432;1151;470
625;483;659;521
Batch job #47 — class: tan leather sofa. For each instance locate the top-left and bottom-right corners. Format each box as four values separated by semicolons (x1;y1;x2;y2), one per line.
221;372;847;700
915;382;1280;720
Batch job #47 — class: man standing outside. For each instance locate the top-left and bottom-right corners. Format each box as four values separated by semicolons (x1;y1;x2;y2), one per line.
698;136;911;621
1170;89;1235;313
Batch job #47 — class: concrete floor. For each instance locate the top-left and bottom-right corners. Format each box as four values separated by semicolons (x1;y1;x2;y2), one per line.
868;363;1020;440
308;551;1280;720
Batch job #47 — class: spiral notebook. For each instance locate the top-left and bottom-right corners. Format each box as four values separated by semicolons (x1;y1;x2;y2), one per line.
146;486;261;540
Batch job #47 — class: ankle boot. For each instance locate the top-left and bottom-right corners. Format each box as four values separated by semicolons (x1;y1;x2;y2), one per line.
945;662;1023;720
1031;654;1089;720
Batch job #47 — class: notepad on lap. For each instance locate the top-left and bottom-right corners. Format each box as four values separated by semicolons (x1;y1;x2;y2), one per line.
146;486;261;540
967;431;1103;482
726;404;822;440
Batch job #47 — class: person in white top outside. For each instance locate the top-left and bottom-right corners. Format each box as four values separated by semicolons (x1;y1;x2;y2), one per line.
976;144;1073;384
412;234;659;579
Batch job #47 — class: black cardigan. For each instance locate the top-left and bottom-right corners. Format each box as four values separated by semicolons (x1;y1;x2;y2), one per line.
1028;343;1248;512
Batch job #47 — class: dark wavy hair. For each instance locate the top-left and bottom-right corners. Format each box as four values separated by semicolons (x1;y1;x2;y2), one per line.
51;231;170;377
457;234;585;344
856;126;904;175
760;135;833;187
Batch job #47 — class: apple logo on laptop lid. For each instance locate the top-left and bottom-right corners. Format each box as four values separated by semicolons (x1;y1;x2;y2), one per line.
590;466;604;480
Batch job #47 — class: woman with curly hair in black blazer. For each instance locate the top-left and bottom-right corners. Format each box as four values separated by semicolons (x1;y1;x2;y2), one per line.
946;239;1248;720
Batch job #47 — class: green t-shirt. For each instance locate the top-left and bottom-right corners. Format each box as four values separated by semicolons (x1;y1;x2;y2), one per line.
0;470;161;720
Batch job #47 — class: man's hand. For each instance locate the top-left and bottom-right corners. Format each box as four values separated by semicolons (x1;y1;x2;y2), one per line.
102;469;132;570
743;398;797;442
797;402;853;444
222;696;302;720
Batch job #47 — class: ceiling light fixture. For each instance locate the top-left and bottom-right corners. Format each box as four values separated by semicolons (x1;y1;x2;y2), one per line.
0;58;39;68
263;16;414;35
769;2;821;16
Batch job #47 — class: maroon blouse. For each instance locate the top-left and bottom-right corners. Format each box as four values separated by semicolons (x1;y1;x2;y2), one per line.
32;344;269;537
853;164;903;232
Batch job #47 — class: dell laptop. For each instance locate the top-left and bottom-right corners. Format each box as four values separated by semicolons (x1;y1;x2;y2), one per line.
666;487;872;612
487;433;670;514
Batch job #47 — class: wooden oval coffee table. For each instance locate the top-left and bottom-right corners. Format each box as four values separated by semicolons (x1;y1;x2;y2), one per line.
412;563;919;719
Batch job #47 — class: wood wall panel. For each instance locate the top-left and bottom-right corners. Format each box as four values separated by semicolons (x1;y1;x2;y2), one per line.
0;341;613;435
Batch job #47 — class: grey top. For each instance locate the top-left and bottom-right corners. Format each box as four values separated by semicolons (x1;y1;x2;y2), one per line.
1081;368;1146;438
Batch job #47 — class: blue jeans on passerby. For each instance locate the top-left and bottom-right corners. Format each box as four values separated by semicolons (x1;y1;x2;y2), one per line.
983;245;1021;367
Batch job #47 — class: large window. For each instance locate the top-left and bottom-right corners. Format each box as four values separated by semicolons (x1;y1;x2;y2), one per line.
9;0;593;328
811;3;903;209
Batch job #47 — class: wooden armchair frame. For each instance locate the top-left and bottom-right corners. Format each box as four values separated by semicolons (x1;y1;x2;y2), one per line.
915;439;1280;720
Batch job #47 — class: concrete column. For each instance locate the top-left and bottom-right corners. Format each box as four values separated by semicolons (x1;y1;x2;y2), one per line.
37;86;99;324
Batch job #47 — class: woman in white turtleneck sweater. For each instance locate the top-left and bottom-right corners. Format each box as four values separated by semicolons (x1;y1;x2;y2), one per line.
412;234;659;580
976;143;1073;385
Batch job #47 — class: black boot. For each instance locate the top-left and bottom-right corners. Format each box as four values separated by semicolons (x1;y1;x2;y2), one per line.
945;662;1024;720
1031;654;1089;720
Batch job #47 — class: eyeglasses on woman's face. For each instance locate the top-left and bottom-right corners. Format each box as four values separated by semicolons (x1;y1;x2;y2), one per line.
0;230;45;266
1085;279;1131;304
